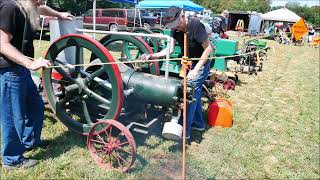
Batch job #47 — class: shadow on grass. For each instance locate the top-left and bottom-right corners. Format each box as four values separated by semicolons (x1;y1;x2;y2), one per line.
207;177;217;180
34;31;50;41
44;114;58;124
37;106;208;172
30;129;86;161
35;109;151;172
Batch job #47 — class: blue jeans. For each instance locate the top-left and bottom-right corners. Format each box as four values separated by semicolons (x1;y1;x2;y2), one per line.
183;61;211;137
0;65;44;165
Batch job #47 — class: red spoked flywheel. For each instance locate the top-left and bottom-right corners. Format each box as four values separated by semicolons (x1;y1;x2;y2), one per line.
87;119;137;172
223;79;236;91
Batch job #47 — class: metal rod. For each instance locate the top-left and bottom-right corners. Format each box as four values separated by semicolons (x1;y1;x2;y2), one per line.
134;5;137;28
93;0;96;39
77;28;170;39
38;0;47;49
138;7;142;27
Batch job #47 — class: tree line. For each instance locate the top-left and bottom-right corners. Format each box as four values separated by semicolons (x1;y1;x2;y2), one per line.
46;0;319;25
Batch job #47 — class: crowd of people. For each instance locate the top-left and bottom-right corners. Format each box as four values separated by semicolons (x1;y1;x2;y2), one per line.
265;21;319;47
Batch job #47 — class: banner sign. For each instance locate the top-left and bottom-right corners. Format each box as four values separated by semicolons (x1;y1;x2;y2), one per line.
291;18;308;41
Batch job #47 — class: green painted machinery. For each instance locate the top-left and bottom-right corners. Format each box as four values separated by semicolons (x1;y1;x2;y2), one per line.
43;34;193;135
239;39;269;74
210;38;239;72
42;34;195;172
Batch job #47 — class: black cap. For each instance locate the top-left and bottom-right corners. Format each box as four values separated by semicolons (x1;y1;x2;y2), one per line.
162;6;182;29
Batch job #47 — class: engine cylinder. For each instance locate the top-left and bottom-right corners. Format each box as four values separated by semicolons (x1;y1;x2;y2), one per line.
119;64;182;106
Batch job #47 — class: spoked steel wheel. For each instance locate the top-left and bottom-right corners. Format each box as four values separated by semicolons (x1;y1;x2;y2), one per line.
215;79;236;98
207;72;236;99
223;79;236;91
87;120;136;172
43;34;124;135
97;34;160;76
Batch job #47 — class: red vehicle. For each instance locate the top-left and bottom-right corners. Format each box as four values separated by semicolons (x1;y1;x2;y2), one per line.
84;8;148;31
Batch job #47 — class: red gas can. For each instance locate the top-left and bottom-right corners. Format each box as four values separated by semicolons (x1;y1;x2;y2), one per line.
208;98;233;128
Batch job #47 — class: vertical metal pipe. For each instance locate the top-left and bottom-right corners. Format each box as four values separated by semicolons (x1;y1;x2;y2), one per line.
134;5;137;28
38;0;47;49
93;0;96;39
160;9;163;27
138;7;142;27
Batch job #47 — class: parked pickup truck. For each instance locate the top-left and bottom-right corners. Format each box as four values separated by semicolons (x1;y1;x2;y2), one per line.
83;8;160;31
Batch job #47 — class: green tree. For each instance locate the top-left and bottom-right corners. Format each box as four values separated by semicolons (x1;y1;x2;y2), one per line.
231;0;271;13
193;0;271;14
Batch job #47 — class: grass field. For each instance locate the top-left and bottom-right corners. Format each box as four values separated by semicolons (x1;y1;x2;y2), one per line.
1;35;319;179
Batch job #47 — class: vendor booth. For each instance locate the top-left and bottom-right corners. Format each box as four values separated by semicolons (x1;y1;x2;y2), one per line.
261;8;301;22
227;11;263;35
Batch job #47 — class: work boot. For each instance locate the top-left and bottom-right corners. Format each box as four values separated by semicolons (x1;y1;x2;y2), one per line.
3;159;38;169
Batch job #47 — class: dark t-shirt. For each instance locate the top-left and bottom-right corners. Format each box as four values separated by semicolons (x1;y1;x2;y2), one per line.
0;0;36;61
212;16;226;33
172;18;208;60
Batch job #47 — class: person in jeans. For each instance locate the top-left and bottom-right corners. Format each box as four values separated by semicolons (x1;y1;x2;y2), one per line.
141;7;213;139
0;0;73;169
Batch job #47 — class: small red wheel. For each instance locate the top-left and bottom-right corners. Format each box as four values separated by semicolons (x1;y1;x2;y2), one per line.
87;119;136;172
223;79;236;91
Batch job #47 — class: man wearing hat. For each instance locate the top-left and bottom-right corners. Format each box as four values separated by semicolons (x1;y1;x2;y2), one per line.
0;0;73;169
142;7;213;139
212;10;229;39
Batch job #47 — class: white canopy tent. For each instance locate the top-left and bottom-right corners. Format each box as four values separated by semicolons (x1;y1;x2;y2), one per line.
261;8;301;22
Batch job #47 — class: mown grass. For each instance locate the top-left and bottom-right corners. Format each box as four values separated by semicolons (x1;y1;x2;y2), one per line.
0;35;319;179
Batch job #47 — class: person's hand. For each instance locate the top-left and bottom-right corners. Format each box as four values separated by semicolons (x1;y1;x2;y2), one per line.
187;69;199;80
58;12;74;20
140;54;152;61
28;57;51;71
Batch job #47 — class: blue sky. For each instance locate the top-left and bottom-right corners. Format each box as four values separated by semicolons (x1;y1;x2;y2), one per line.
271;0;320;7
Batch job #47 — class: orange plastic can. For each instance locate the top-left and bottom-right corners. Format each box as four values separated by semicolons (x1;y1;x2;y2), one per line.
312;36;320;47
208;98;233;128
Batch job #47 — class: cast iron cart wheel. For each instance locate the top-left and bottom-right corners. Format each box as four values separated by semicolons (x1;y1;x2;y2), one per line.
42;34;124;135
87;119;136;172
96;34;160;76
223;79;236;91
214;79;236;99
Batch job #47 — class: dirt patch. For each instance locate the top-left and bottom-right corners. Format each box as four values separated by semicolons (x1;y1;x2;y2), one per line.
149;154;184;179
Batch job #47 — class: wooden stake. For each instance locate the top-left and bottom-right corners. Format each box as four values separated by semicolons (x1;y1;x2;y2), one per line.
182;32;188;180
